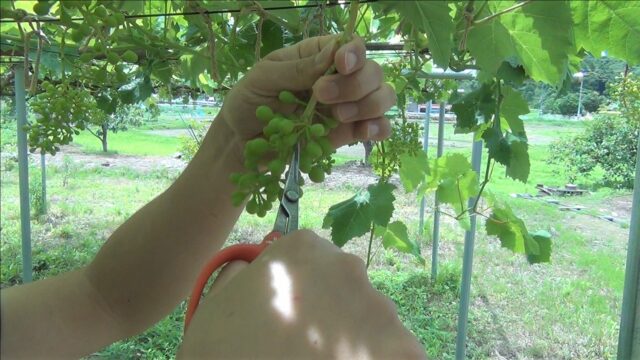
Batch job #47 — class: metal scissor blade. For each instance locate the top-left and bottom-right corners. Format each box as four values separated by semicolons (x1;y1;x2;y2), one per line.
272;144;300;234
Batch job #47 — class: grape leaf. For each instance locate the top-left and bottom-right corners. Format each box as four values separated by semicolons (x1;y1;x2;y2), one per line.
467;1;573;85
450;83;495;134
117;76;151;104
421;152;474;196
260;19;284;58
152;60;173;84
482;127;511;166
528;230;552;263
322;183;396;247
496;62;526;87
500;86;529;137
485;202;551;264
399;150;429;192
572;1;640;66
393;1;454;68
436;169;478;214
368;183;396;227
322;191;373;247
376;221;423;261
505;134;530;183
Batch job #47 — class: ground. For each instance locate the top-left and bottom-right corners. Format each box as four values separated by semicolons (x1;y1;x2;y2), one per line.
0;117;632;359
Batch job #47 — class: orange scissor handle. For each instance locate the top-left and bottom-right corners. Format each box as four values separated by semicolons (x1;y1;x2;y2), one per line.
184;231;282;332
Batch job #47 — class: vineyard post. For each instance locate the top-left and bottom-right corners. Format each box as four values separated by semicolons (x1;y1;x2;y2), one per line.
418;100;432;235
617;134;640;359
455;139;483;360
14;63;33;283
576;71;585;118
40;152;46;214
431;102;446;281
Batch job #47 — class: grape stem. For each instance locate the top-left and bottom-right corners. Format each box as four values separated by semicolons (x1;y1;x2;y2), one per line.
366;223;375;269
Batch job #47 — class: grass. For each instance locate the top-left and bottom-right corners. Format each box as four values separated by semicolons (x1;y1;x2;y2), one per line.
72;129;182;156
0;115;632;359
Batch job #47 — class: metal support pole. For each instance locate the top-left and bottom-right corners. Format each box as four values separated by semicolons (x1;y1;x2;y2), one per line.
40;152;47;214
617;134;640;359
455;139;483;360
577;78;584;118
431;102;446;280
419;101;432;235
15;64;32;283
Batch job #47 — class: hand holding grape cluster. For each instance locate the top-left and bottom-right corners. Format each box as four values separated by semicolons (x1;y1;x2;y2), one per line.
219;35;396;216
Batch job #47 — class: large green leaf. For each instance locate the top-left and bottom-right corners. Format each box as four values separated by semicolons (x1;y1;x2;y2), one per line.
399;150;429;193
450;83;495;134
467;1;573;85
486;202;551;264
368;183;396;227
322;183;396;247
393;1;454;68
505;133;530;183
376;221;422;261
260;20;284;58
322;190;373;247
500;86;529;137
572;1;640;65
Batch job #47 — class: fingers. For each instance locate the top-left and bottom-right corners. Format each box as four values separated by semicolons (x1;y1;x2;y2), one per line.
328;117;391;147
313;59;384;104
249;35;367;93
334;36;367;75
332;83;396;123
250;39;337;92
265;35;337;61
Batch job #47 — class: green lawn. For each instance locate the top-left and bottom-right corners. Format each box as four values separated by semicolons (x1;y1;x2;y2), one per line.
72;129;183;156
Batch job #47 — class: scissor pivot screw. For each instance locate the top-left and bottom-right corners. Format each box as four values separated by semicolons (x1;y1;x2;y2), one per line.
285;190;300;201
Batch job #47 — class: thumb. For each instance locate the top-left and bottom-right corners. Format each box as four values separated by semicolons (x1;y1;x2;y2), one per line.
250;38;337;92
207;260;249;298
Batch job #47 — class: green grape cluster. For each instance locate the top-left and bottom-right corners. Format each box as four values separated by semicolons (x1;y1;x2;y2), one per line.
27;81;104;155
230;91;338;217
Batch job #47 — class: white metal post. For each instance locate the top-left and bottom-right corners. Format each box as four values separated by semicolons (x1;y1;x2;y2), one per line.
455;139;483;359
617;134;640;359
419;101;432;234
15;64;33;283
431;102;446;280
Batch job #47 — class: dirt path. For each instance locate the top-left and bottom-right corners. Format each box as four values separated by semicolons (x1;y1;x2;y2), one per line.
41;144;186;172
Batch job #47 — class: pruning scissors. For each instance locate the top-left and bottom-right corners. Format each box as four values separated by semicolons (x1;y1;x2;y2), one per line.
184;144;301;331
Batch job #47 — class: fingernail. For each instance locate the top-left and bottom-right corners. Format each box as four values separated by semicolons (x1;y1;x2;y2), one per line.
345;51;357;73
337;103;358;121
368;123;380;138
316;80;339;101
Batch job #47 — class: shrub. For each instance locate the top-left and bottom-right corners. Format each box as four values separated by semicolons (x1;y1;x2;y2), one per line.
581;91;604;113
178;120;209;162
543;91;604;116
549;114;639;189
29;166;46;218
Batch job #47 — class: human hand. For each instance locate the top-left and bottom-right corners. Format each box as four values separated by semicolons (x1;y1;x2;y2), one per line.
178;230;426;359
217;35;395;149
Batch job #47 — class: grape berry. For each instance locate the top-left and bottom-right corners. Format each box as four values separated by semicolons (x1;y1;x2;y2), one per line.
230;91;337;216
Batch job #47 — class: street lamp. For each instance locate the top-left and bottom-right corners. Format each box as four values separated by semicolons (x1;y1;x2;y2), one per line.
574;71;585;118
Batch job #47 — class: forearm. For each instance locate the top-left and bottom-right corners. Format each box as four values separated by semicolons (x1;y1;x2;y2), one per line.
86;116;245;335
